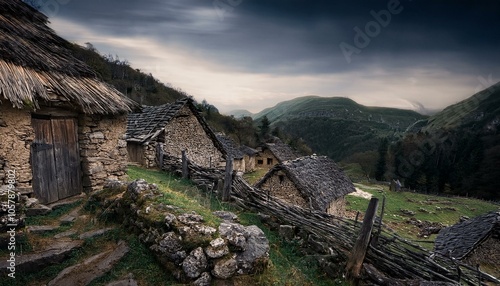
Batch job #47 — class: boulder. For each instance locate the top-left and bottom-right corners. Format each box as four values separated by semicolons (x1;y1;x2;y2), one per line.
193;272;211;286
219;223;270;274
182;247;208;279
236;225;270;274
205;238;229;259
212;258;237;279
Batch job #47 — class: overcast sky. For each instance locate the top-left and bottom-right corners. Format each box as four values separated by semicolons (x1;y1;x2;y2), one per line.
41;0;500;113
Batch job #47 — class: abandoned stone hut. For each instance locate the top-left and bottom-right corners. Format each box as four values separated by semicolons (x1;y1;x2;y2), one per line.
434;211;500;277
239;145;259;173
126;98;228;169
0;0;139;204
255;155;355;216
215;133;246;173
255;139;299;169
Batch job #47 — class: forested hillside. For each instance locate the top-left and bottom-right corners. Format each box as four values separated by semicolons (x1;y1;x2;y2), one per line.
69;43;187;105
254;96;426;161
386;83;500;200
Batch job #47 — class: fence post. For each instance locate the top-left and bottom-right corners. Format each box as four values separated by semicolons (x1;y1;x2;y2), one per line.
346;197;379;282
371;195;386;248
182;150;189;179
222;156;233;202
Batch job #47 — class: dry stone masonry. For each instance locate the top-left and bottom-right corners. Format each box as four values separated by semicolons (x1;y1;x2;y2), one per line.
91;179;270;284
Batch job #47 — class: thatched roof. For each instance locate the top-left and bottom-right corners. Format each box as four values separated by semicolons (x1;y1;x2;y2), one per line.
255;155;355;211
126;97;228;157
434;211;500;259
262;139;299;162
0;0;139;114
216;133;244;160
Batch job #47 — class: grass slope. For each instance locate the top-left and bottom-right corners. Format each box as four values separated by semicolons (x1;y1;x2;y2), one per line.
422;81;500;132
346;182;499;246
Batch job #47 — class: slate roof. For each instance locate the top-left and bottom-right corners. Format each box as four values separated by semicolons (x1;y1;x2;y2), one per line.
240;145;259;156
126;98;227;158
434;211;500;259
0;0;139;114
216;133;244;160
126;98;188;143
255;155;355;211
263;139;299;162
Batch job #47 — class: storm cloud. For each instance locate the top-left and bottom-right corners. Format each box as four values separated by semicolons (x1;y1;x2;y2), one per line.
43;0;500;112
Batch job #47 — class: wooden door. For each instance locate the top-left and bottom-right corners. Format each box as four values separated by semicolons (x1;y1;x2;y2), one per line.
31;116;82;204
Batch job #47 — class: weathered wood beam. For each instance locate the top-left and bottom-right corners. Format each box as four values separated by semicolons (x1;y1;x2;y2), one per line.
345;197;379;282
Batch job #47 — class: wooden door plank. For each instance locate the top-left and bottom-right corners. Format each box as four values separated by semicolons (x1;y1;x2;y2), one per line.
31;118;58;204
51;118;82;200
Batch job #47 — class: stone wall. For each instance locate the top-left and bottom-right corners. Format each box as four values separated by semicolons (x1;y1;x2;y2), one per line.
0;105;34;189
94;180;270;284
243;155;256;173
79;114;128;193
255;149;277;169
326;197;347;217
163;105;224;169
259;172;308;209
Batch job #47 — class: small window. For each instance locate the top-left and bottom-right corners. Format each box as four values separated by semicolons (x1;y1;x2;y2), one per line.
278;175;285;184
257;159;264;165
267;158;273;165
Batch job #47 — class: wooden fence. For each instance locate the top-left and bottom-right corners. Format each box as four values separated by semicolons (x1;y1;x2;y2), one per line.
161;154;499;285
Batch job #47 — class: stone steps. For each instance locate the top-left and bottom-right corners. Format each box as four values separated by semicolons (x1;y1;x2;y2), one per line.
0;239;84;274
47;240;129;286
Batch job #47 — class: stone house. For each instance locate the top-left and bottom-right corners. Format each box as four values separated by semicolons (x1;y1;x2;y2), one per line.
126;98;228;169
0;0;139;204
239;145;259;173
215;133;246;173
434;211;500;277
255;139;299;169
255;155;355;216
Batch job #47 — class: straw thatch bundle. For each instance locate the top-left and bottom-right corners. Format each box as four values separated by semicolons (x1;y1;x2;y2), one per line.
0;0;139;114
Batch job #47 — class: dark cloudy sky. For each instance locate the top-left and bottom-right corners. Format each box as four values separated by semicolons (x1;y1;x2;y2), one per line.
42;0;500;113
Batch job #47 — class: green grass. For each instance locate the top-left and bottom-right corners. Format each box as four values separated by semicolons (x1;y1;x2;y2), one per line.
127;165;221;227
127;165;347;285
346;182;499;243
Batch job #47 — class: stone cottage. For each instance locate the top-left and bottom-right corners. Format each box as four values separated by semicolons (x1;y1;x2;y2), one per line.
434;211;500;277
0;0;139;204
255;155;355;216
215;133;246;173
239;145;259;173
255;139;299;169
126;98;228;169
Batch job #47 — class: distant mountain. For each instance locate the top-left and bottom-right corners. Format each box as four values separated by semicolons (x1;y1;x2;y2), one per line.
253;96;426;161
421;82;500;132
391;82;500;200
228;109;254;118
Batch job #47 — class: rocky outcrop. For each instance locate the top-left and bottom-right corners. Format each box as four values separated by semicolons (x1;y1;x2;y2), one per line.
94;179;270;284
